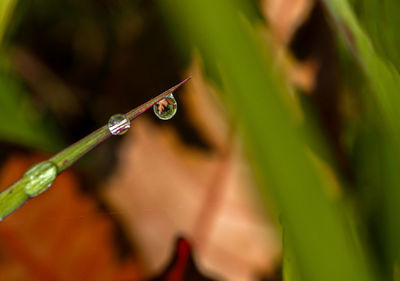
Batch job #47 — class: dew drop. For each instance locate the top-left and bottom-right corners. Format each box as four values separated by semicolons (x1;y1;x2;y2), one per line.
22;161;58;197
153;94;178;120
108;114;130;135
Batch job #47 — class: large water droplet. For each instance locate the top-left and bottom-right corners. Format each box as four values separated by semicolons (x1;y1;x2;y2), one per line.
22;161;58;197
153;94;178;120
108;114;130;135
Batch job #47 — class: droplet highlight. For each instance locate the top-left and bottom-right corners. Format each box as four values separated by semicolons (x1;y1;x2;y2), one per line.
153;94;178;120
22;161;58;197
108;114;130;135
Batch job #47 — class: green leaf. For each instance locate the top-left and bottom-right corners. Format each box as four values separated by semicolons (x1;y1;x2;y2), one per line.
0;1;62;151
0;57;62;151
352;0;400;73
158;1;375;281
0;0;17;43
322;0;400;271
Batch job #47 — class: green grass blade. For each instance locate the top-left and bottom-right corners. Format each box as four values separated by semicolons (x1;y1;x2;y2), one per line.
322;0;400;270
352;0;400;73
158;1;374;280
0;79;190;220
0;180;28;221
321;0;400;136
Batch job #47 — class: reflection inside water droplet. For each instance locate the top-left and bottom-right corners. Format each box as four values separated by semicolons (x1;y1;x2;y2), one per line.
108;114;130;135
22;161;58;197
153;94;178;120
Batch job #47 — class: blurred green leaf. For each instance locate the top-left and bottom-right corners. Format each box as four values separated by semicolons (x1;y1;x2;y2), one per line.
352;0;400;73
158;0;374;281
0;57;62;151
321;0;400;135
0;0;17;43
0;1;62;151
322;0;400;273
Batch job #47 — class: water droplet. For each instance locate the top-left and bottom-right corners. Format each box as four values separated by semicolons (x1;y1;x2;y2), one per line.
108;114;130;135
22;161;58;197
153;94;178;120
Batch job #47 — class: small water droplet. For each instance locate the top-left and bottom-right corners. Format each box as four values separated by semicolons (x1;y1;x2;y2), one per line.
22;161;58;197
153;94;178;120
108;114;130;135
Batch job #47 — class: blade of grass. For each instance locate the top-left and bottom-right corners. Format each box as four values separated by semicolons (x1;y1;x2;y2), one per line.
321;0;400;137
0;77;191;221
351;0;400;73
322;0;400;270
158;1;374;280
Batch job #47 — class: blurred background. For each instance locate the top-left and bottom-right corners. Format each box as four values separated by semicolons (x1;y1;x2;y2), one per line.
0;0;399;280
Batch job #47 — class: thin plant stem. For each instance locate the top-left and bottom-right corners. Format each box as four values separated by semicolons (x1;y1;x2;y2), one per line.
0;77;191;221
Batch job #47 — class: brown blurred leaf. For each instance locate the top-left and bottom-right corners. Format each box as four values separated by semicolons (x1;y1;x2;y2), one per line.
262;0;315;44
0;154;141;281
102;66;281;281
261;0;319;93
